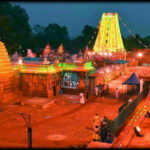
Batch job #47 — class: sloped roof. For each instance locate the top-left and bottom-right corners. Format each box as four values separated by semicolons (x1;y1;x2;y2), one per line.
122;73;140;85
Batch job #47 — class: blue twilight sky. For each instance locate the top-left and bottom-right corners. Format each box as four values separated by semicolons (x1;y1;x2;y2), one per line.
12;2;150;38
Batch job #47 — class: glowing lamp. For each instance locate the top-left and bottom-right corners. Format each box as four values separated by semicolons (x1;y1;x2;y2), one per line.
138;52;143;57
18;59;23;64
88;52;91;55
134;126;142;137
109;52;112;56
106;69;110;73
104;52;107;56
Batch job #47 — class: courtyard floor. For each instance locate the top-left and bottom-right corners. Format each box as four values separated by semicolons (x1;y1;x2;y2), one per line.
0;66;147;148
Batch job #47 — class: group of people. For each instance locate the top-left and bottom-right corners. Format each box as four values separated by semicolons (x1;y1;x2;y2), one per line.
95;84;109;98
95;84;120;100
92;114;113;143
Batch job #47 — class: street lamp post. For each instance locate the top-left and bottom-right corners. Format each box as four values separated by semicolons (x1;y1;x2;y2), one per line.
138;52;143;66
17;113;32;149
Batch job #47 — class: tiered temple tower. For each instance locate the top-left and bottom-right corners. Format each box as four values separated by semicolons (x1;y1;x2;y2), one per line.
0;41;20;110
43;43;51;55
93;12;125;53
57;43;64;54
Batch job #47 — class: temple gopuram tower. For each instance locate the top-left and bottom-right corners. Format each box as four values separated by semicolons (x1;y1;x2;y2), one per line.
93;12;125;54
0;41;20;110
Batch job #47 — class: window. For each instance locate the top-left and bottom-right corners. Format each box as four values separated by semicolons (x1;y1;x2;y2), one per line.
63;72;79;88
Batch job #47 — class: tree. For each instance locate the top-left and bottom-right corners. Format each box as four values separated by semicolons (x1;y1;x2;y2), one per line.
123;34;146;51
70;25;98;54
43;23;70;49
0;2;32;56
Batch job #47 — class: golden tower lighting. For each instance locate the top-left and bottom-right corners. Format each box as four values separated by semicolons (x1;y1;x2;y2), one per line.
0;41;20;109
0;41;14;79
93;12;125;53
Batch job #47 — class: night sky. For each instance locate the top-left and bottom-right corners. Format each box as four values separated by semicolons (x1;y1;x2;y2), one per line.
12;2;150;38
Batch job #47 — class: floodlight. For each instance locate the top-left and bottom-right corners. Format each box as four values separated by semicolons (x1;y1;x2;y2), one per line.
134;126;142;137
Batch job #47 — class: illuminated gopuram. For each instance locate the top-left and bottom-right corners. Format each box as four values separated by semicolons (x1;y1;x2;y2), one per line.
0;41;20;110
42;43;51;57
93;12;125;54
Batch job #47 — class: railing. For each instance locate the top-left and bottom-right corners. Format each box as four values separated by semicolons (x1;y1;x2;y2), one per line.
108;85;149;136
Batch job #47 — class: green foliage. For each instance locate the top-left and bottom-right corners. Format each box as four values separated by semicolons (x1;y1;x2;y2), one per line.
69;25;98;54
0;2;150;56
0;2;32;56
123;34;148;51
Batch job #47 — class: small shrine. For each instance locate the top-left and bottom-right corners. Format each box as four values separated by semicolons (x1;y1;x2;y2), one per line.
57;43;64;55
42;43;51;58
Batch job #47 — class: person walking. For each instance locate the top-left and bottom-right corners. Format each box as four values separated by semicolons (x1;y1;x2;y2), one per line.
100;121;105;142
106;129;113;143
86;91;89;100
106;84;109;94
101;85;104;99
80;93;85;104
95;86;98;96
94;113;100;126
103;124;109;142
92;125;101;141
115;88;119;99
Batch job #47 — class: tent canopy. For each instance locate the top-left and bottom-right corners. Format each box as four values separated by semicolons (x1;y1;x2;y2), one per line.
122;73;140;85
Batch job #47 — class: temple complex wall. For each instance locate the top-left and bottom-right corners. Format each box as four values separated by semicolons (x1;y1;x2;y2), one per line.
0;71;21;110
21;72;61;99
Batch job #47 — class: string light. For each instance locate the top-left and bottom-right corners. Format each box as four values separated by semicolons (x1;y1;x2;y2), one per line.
119;16;148;49
85;22;99;50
